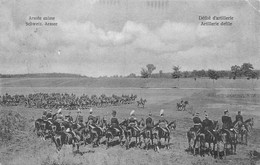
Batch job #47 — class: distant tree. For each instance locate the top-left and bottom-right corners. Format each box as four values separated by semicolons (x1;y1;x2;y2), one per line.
182;71;190;78
197;70;207;77
231;65;241;79
146;64;156;77
241;63;254;79
141;68;149;78
208;69;219;86
172;65;181;79
217;70;229;78
159;70;163;78
127;73;137;78
191;70;198;78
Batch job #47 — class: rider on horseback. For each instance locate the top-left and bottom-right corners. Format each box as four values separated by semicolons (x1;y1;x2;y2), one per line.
145;112;154;130
202;113;214;137
222;109;237;134
56;108;64;123
87;108;97;129
110;110;123;135
158;109;170;133
235;111;243;123
75;109;84;127
128;110;140;132
192;112;202;133
234;111;244;132
46;110;53;120
42;110;47;120
64;111;73;122
222;110;232;130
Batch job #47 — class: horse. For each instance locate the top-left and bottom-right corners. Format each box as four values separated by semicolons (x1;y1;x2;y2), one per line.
105;121;124;149
137;99;147;108
153;121;176;152
51;129;79;152
176;101;189;111
218;128;237;158
187;123;202;155
244;118;254;134
85;119;106;147
34;118;45;138
125;122;142;149
199;120;220;156
234;118;253;145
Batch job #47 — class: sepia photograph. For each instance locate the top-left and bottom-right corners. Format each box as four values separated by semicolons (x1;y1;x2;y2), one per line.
0;0;260;164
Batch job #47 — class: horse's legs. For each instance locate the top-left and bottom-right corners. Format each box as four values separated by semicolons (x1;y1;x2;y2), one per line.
224;143;226;159
245;133;248;145
193;138;196;155
217;142;220;159
167;135;170;149
106;137;109;149
198;137;201;156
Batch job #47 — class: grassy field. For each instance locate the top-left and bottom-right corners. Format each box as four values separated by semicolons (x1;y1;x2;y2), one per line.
1;77;259;89
0;78;260;165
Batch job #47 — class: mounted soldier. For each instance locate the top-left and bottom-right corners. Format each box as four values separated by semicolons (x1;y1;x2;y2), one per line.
87;108;97;129
145;112;154;130
235;111;243;123
202;113;214;137
75;109;84;127
192;112;202;132
65;111;73;123
56;108;64;123
158;109;169;133
222;110;233;130
128;110;140;132
42;110;47;120
234;111;244;132
46;110;53;120
110;110;123;135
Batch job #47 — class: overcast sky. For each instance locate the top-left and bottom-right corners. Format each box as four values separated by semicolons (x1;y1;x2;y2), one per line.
0;0;259;77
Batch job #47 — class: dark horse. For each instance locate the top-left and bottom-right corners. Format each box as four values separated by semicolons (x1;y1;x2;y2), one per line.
105;120;124;149
218;127;237;158
85;117;106;147
34;118;45;138
152;121;176;152
199;120;220;156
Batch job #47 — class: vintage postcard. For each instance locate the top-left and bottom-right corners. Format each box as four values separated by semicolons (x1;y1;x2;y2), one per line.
0;0;259;165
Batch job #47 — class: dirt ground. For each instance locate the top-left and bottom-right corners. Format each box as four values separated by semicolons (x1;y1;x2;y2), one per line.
0;88;260;165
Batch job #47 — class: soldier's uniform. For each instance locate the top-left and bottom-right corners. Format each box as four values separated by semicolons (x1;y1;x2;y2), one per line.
75;110;84;124
46;110;53;120
222;110;232;130
235;111;243;123
193;113;202;131
42;110;47;120
110;110;122;134
56;109;64;123
202;114;214;137
235;111;244;131
128;110;140;132
158;109;169;133
202;115;213;130
145;114;154;130
87;108;97;129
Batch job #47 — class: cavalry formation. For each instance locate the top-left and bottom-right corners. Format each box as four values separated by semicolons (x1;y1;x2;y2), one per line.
187;110;254;158
1;92;255;159
34;108;176;152
0;93;138;110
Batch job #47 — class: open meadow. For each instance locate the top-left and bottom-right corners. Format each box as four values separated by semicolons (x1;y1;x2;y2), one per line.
0;78;260;165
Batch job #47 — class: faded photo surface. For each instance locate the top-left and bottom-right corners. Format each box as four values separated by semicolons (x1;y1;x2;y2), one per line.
0;0;260;165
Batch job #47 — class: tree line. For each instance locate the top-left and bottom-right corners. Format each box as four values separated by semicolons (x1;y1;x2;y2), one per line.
134;63;259;80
